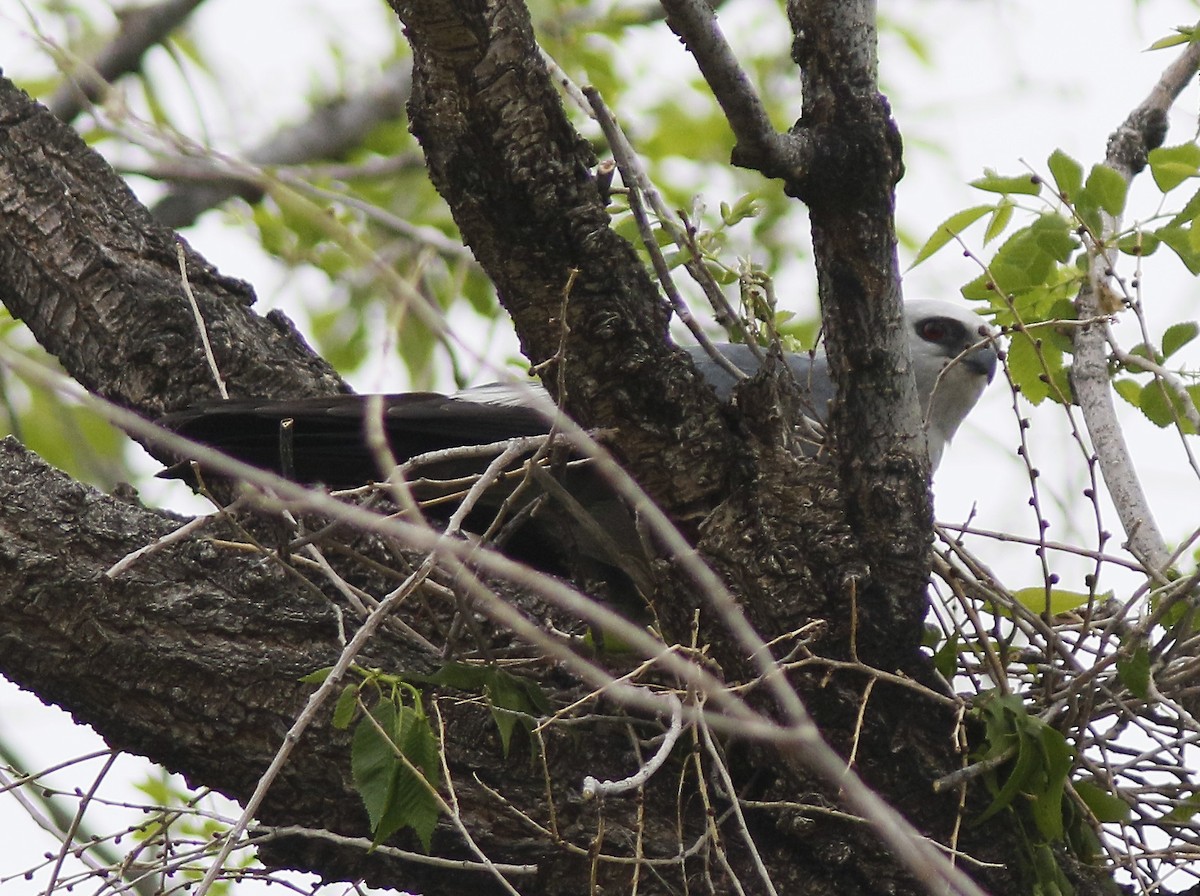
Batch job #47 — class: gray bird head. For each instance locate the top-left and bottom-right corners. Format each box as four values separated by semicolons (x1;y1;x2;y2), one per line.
903;299;998;468
685;299;998;469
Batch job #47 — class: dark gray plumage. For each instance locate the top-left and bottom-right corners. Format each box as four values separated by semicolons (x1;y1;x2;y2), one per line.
159;300;997;586
161;299;997;484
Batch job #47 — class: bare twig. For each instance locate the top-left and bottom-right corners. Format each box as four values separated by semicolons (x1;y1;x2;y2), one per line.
177;241;228;399
582;693;683;799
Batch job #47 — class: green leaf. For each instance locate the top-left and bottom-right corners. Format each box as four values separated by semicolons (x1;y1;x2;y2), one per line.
371;704;441;850
426;662;490;691
973;692;1076;843
1163;791;1200;823
970;170;1043;196
1138;380;1199;432
1113;378;1143;409
351;699;442;850
1154;224;1200;274
1163;321;1200;358
1028;723;1074;842
385;749;440;851
1167;185;1200;226
1083;164;1128;216
909;205;993;268
1073;780;1131;824
984;200;1014;245
299;666;334;685
1149;143;1200;192
976;214;1079;300
400;703;443;782
1072;189;1104;237
425;663;549;756
1148;29;1194;51
333;682;361;729
1116;230;1160;256
1047;149;1084;201
1011;587;1095;616
720;192;761;227
1116;644;1151;699
1006;330;1068;406
975;694;1031;823
932;633;960;679
352;700;405;834
1028;214;1079;259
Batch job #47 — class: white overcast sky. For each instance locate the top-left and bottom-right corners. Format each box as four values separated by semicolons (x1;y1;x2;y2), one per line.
3;0;1200;893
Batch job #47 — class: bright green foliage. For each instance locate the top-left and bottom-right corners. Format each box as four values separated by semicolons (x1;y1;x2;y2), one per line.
0;317;130;489
1132;380;1200;431
1072;780;1131;825
350;687;442;850
969;170;1043;196
306;659;550;848
960;214;1078;303
1147;24;1200;51
1149;142;1200;192
1116;643;1151;699
1163;791;1200;823
1010;587;1100;616
931;632;960;679
910;205;993;267
310;658;553;848
919;143;1200;431
1109;319;1200;430
973;692;1088;893
975;692;1074;841
1083;164;1128;217
129;772;251;892
1163;320;1200;357
1150;223;1200;273
305;666;444;850
1047;149;1084;202
1004;327;1073;406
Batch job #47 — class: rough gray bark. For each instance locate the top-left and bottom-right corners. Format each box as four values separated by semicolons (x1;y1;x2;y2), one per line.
0;75;346;425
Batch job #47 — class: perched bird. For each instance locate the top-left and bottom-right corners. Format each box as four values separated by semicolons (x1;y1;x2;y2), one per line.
159;300;997;584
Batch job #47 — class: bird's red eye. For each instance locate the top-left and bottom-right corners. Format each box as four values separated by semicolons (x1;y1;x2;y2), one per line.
919;320;948;342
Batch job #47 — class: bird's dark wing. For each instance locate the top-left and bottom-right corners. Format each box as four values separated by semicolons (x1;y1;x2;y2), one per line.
159;391;654;595
159;393;552;488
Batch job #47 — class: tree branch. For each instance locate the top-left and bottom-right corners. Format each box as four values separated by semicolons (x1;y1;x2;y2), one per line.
784;0;929;633
48;0;208;123
386;0;741;525
1072;42;1200;577
658;0;812;179
150;63;415;228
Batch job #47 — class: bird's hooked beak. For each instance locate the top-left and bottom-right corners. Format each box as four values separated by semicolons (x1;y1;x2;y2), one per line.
962;332;1000;382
